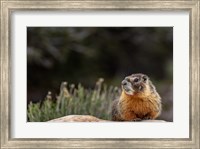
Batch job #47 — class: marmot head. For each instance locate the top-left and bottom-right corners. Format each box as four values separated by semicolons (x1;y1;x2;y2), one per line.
121;73;154;96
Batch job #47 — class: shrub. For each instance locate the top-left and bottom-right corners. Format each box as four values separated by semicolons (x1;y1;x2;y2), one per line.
27;79;121;122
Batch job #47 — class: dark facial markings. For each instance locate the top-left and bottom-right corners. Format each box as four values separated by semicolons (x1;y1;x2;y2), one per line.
122;74;150;93
133;78;139;83
123;74;149;84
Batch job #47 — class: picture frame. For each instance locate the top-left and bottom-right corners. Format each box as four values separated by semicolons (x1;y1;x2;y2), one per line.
0;0;199;148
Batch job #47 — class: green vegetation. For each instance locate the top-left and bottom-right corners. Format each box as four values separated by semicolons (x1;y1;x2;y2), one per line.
27;79;121;122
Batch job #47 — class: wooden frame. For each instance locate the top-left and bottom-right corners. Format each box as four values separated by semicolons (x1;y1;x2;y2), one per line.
1;1;199;148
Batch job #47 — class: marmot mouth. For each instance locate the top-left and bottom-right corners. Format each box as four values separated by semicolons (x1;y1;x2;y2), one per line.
123;86;134;92
133;84;144;91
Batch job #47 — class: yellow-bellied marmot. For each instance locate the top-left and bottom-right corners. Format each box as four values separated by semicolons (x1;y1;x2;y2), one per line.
112;73;162;121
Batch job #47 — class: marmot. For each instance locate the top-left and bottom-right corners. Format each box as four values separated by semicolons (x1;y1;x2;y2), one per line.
112;73;161;121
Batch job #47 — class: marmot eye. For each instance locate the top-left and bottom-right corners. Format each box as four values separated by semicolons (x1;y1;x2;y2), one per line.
134;78;139;82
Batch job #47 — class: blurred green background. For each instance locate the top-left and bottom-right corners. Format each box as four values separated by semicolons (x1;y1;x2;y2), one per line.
27;27;173;121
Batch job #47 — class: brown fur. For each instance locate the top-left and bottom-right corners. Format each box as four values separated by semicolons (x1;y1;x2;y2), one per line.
112;74;161;121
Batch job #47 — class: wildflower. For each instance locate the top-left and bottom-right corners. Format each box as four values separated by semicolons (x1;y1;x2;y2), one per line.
46;91;52;100
60;82;70;98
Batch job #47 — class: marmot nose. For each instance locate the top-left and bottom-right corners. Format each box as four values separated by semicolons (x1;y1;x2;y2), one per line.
121;80;127;86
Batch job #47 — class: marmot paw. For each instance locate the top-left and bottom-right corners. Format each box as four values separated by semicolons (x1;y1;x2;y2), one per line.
132;118;142;121
143;117;153;120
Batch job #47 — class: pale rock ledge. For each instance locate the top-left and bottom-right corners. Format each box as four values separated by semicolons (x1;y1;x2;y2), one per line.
48;115;166;122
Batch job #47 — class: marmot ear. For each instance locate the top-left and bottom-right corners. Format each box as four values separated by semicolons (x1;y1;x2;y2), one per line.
142;75;148;82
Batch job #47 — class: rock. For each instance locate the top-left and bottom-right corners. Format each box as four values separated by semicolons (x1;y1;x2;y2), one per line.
48;115;166;122
48;115;108;122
